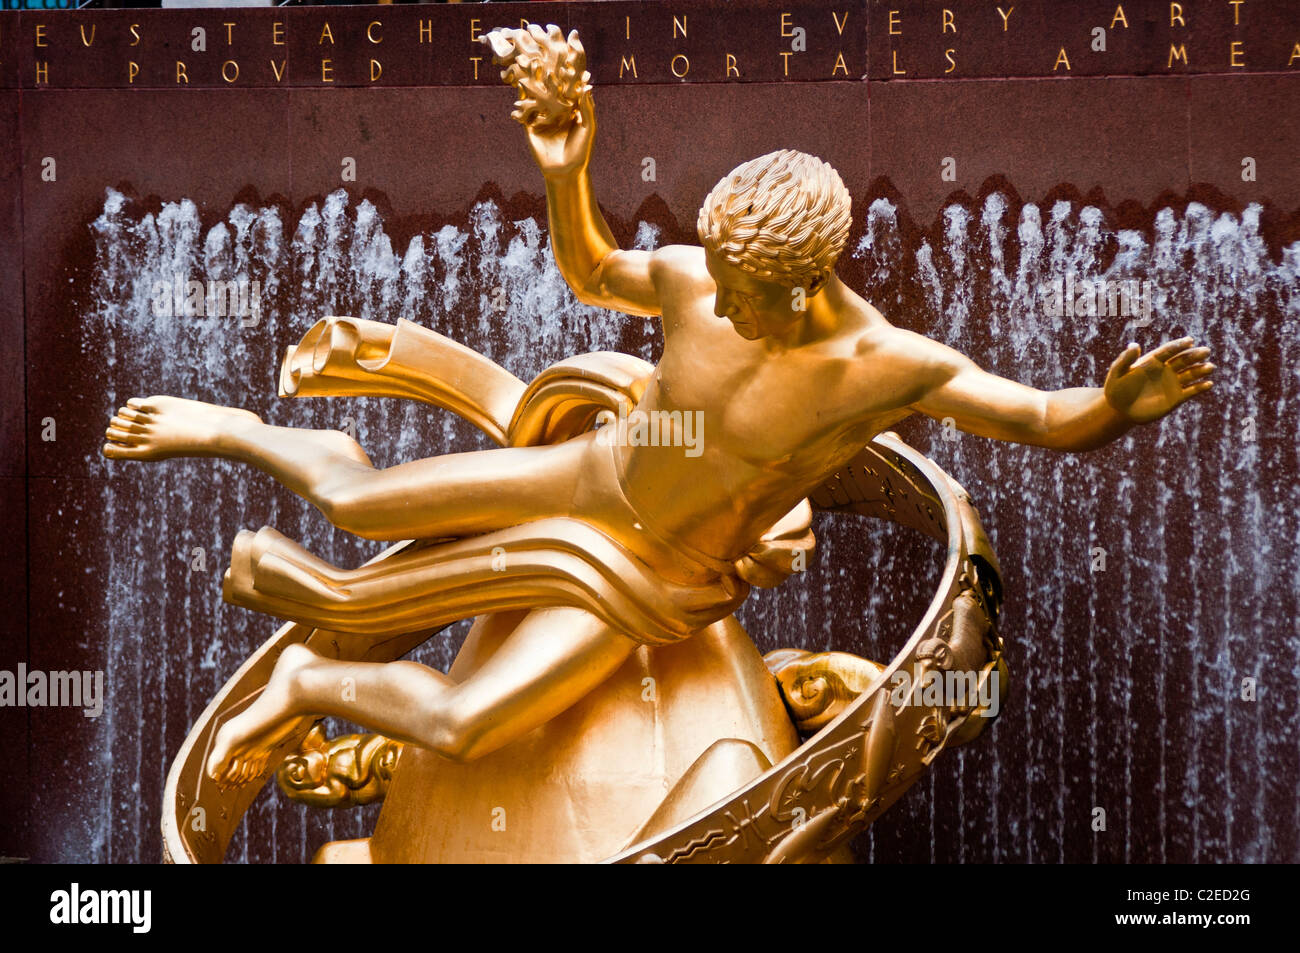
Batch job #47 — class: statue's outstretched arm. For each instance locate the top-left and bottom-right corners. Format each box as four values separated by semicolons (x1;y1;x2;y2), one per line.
903;331;1214;452
482;24;661;318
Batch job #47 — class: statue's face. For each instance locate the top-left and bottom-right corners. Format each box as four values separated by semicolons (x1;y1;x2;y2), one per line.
704;248;805;341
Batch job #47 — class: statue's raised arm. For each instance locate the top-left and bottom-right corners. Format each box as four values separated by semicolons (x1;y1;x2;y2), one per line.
480;24;661;318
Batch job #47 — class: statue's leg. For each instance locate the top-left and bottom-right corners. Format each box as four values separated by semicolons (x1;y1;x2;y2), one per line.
104;395;585;540
206;607;637;786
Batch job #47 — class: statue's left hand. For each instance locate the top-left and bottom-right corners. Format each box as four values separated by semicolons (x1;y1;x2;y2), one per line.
1103;336;1215;424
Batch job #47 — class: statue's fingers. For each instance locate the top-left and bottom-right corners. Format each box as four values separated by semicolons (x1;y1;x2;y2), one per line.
1177;361;1215;383
1109;342;1140;378
1167;346;1211;371
1148;336;1196;363
573;89;596;129
1183;379;1214;397
513;99;541;125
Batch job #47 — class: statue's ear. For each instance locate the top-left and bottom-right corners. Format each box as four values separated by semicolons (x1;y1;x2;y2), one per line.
806;273;827;295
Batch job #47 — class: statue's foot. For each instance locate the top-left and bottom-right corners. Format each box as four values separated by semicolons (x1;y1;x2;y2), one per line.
102;395;261;461
206;643;319;790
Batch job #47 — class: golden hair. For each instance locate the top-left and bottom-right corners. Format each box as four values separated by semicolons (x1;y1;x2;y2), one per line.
696;150;852;289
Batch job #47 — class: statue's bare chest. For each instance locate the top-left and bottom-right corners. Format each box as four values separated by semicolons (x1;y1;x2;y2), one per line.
651;321;910;472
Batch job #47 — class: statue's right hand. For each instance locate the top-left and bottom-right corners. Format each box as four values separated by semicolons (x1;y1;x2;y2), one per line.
480;24;594;178
525;91;596;179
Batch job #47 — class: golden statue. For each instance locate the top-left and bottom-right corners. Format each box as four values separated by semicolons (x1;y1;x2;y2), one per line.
102;24;1214;864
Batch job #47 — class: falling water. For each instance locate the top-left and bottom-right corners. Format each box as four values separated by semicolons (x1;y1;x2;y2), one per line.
58;185;1300;863
853;191;1300;863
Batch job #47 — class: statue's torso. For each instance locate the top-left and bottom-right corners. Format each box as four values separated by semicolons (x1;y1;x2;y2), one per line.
617;248;922;560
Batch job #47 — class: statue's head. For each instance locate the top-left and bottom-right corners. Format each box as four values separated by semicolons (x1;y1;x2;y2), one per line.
697;150;851;340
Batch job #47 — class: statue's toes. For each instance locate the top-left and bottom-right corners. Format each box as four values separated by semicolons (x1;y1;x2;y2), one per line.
105;426;140;445
109;415;142;433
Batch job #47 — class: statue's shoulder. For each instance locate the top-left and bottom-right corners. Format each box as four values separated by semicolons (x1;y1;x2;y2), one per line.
647;244;708;282
853;323;946;378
